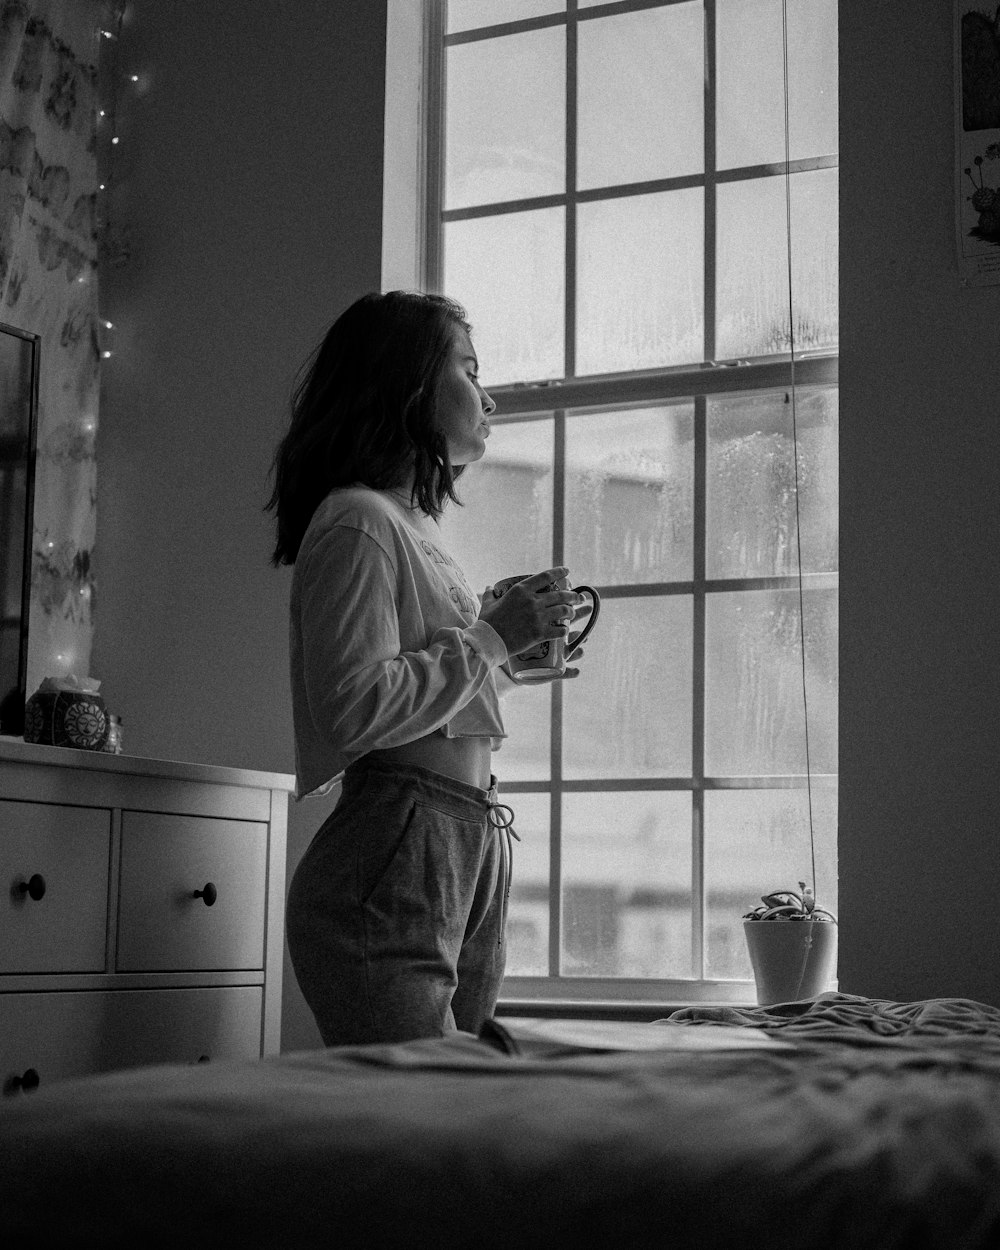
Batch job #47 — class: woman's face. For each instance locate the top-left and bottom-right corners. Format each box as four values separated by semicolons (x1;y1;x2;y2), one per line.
435;324;495;466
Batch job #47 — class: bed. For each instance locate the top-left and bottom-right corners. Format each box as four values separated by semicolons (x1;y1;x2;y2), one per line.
2;992;999;1248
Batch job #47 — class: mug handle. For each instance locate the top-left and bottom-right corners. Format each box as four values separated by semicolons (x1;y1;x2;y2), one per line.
569;586;601;651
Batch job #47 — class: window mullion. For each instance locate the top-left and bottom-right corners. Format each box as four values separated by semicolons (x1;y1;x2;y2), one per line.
549;1;576;979
565;1;578;381
549;408;567;977
692;394;707;980
489;355;839;417
691;0;716;982
549;712;563;978
422;0;446;292
703;0;717;365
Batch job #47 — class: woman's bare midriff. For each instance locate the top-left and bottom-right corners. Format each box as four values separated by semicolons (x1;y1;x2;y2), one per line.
364;732;493;792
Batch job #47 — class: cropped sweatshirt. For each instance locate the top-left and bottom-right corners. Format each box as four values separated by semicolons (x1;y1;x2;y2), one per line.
290;485;510;798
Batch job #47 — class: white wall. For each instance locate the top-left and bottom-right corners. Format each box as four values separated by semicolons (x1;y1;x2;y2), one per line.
93;0;387;1051
838;0;1000;1004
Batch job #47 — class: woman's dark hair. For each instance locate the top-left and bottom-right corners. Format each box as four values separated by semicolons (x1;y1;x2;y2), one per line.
265;290;472;565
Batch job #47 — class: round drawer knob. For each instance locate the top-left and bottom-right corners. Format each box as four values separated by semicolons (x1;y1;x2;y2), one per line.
4;1068;40;1095
193;882;218;907
16;874;46;902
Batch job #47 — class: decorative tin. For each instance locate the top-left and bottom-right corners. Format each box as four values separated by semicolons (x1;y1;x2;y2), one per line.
23;678;110;751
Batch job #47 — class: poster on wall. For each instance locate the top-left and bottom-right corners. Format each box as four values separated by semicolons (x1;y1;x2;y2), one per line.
956;2;1000;285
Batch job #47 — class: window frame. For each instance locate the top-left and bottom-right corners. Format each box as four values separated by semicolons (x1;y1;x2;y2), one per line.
401;0;838;1007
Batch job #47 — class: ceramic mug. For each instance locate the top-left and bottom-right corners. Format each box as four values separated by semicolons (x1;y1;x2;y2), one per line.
491;573;601;683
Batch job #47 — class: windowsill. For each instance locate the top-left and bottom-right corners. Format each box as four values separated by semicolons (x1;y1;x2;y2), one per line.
496;998;753;1022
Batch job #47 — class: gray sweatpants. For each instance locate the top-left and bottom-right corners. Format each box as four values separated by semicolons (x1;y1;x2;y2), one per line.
286;759;513;1046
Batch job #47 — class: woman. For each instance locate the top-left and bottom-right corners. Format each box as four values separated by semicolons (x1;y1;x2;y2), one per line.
267;290;587;1046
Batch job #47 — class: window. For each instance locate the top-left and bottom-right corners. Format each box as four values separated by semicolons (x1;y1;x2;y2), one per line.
421;0;838;1003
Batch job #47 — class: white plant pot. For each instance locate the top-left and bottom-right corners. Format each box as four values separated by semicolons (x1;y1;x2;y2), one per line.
743;918;838;1006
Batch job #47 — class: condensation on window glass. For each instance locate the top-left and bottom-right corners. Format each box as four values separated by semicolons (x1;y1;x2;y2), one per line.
703;786;838;980
563;594;692;780
438;415;554;591
494;684;552;782
715;167;838;360
716;0;838;171
445;26;564;210
447;0;565;33
437;417;555;782
577;2;703;190
565;404;694;586
561;791;692;978
444;208;564;383
576;189;704;375
707;387;838;579
704;588;838;777
502;792;552;976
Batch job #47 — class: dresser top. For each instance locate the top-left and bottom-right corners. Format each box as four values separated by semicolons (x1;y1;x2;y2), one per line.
0;736;296;792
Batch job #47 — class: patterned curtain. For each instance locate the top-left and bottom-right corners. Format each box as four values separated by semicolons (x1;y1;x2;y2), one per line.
0;0;101;697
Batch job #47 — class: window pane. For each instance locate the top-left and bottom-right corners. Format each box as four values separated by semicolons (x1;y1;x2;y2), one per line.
577;3;703;190
707;387;838;579
445;27;564;210
444;208;565;383
495;686;551;781
565;404;694;585
563;595;692;779
439;416;554;592
715;167;838;359
447;0;564;33
704;787;838;980
503;792;552;976
705;588;838;777
576;189;703;375
562;791;692;977
439;417;554;782
717;0;838;170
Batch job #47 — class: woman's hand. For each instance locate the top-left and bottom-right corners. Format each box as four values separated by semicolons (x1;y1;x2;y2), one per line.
478;567;585;659
557;642;586;680
559;598;594;678
555;596;593;679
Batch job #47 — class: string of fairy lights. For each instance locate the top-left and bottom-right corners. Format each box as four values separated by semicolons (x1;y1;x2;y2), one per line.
34;2;144;677
94;0;144;362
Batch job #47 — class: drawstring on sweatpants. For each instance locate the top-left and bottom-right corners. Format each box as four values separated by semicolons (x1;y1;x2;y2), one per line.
486;781;519;948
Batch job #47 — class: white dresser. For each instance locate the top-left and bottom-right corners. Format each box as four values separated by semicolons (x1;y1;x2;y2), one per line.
0;736;293;1096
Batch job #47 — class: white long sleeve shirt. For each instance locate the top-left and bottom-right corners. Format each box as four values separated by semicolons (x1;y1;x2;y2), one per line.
290;485;509;798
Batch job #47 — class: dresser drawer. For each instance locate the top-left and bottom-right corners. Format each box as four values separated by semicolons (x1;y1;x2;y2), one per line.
117;812;267;971
1;986;263;1094
0;801;111;974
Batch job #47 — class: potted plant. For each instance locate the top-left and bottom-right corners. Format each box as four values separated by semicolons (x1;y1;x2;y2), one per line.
742;882;837;1006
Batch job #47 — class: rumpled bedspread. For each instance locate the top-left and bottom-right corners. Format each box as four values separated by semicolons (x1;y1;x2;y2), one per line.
666;990;1000;1063
2;994;1000;1249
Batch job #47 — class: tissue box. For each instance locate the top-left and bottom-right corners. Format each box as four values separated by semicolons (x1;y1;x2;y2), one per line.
23;676;110;752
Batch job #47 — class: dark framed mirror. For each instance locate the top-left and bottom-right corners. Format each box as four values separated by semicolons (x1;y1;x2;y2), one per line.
0;322;39;736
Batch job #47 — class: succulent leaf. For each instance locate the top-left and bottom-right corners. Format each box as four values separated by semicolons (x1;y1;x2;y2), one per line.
745;883;837;922
761;890;802;910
